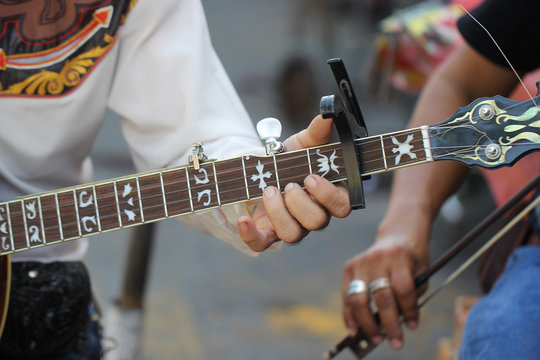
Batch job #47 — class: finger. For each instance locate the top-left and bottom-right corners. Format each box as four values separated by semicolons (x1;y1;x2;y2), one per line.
391;260;419;330
283;115;333;151
371;283;403;350
283;182;329;231
304;175;351;218
345;261;383;342
342;265;358;336
238;216;278;252
262;186;305;243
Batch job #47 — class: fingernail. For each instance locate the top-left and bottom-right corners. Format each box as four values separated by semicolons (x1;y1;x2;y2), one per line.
264;186;278;197
390;338;403;350
284;183;296;192
238;220;248;231
372;335;384;344
407;320;418;329
304;175;317;189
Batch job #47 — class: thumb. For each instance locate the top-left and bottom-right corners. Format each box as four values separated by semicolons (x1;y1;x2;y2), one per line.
283;115;334;151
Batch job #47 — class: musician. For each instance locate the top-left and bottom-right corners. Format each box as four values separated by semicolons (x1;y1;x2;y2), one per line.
342;0;540;357
0;0;349;358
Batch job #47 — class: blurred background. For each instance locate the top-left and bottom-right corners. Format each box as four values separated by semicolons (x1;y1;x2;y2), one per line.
85;0;496;359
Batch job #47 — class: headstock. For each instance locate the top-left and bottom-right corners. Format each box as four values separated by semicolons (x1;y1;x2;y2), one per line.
429;83;540;168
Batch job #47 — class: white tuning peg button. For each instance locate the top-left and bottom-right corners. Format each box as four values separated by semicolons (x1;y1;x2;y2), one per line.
256;117;284;155
256;117;282;141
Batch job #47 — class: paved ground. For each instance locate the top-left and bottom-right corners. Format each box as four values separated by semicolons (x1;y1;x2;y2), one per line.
84;1;495;359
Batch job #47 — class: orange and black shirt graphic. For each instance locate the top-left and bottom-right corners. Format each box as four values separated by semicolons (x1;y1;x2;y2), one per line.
0;0;134;97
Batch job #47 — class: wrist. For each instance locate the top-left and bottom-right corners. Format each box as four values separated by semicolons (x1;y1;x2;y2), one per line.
375;200;432;256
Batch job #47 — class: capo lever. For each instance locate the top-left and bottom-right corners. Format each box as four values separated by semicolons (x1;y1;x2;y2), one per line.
320;58;369;209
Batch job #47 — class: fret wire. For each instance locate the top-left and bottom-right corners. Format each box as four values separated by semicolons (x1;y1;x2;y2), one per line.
185;167;194;212
38;196;46;244
6;202;14;251
272;154;280;190
306;149;313;175
136;177;145;223
360;142;429;167
242;156;250;199
93;186;102;232
159;172;169;218
113;181;123;227
213;162;221;206
73;190;82;236
21;200;30;249
55;193;64;240
421;125;433;161
379;135;388;170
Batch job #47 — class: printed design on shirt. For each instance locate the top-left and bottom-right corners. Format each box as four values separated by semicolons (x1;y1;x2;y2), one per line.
0;0;134;96
391;134;417;165
1;6;113;71
316;149;339;177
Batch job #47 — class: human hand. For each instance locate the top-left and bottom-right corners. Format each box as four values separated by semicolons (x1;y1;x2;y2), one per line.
237;115;351;251
342;212;431;350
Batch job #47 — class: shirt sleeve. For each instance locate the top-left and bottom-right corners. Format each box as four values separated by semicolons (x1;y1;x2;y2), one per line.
457;0;540;73
107;0;271;255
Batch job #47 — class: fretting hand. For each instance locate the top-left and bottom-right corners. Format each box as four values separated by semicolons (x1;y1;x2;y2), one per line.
238;115;351;251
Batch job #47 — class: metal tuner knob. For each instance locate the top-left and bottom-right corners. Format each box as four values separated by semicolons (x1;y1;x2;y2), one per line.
256;117;284;155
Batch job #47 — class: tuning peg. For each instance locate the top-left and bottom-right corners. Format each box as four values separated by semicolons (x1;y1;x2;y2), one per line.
256;117;284;155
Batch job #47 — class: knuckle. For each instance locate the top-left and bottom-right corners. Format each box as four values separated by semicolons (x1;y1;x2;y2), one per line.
334;204;352;218
278;227;303;244
245;241;265;252
302;211;330;231
344;258;358;273
345;255;366;272
366;249;384;264
284;183;303;199
325;192;351;218
387;245;406;259
374;291;395;310
393;282;415;300
350;295;370;309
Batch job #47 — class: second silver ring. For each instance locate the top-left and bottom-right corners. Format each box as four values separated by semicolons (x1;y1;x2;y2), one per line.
369;277;391;294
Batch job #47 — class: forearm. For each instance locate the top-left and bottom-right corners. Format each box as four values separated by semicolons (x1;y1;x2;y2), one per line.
379;44;518;248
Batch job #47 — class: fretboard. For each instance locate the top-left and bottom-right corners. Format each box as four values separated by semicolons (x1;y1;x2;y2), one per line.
0;126;432;256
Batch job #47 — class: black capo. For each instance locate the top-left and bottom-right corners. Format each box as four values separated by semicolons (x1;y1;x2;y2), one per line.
320;58;369;209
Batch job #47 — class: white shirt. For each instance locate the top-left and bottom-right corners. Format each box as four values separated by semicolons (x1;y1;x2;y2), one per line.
0;0;266;262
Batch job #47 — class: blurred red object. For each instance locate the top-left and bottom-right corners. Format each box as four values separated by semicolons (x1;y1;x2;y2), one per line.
369;0;482;96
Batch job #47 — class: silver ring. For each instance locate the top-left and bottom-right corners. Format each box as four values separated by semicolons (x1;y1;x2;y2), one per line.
369;277;391;294
348;280;368;295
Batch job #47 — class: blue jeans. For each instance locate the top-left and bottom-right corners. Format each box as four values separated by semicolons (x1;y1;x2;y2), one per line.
459;246;540;359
